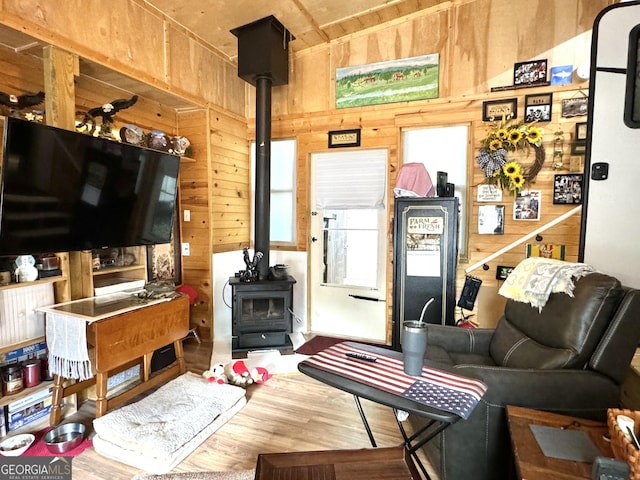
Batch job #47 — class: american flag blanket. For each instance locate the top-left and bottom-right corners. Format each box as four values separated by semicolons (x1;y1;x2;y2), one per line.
302;343;487;420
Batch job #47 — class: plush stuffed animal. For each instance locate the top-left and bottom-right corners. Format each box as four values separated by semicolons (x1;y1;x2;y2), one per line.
223;360;272;387
202;363;227;384
224;360;254;387
250;366;272;384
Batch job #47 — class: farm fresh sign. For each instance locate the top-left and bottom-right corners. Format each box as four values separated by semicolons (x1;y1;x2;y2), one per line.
335;54;439;109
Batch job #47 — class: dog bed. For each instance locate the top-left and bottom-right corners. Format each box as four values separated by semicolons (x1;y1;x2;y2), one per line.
93;372;246;474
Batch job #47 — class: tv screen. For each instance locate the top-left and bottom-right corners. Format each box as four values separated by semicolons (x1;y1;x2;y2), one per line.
0;117;180;255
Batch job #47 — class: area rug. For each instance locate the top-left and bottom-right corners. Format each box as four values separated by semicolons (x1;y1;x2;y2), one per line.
131;470;255;480
93;372;246;474
295;335;384;355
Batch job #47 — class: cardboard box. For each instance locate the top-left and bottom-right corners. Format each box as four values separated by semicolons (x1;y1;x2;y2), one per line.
6;387;54;432
0;407;6;438
0;341;47;368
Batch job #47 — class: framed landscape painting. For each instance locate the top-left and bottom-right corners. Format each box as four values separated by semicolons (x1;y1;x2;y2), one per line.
335;54;439;109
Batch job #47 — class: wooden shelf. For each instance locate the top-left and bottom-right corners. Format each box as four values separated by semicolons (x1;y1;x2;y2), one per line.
0;275;67;292
0;380;54;409
92;263;146;277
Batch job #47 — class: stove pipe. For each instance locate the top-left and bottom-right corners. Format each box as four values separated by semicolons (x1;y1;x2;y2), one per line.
231;16;294;280
254;75;272;279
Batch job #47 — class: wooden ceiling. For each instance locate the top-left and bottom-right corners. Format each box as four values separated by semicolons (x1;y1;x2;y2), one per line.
0;1;449;109
141;0;448;60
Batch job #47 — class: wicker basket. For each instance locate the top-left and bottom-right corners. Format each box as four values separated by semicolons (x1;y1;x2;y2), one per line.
607;408;640;480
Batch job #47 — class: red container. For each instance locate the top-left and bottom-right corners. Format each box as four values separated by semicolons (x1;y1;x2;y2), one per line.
23;361;41;388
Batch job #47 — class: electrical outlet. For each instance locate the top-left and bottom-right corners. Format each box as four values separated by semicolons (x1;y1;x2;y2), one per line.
181;242;190;256
184;209;191;222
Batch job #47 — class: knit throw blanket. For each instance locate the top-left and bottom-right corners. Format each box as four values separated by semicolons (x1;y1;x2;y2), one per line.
498;257;595;312
45;312;93;381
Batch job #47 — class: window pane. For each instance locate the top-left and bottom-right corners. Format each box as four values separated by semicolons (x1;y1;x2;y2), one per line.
323;209;378;288
250;139;297;245
271;140;295;190
270;192;293;242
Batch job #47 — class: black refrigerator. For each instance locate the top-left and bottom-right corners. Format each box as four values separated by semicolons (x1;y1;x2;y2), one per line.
392;197;459;350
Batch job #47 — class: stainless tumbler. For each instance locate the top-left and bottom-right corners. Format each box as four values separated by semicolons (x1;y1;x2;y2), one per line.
402;321;428;376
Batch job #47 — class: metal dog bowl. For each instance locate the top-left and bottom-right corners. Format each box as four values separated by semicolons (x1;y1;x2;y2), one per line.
43;422;85;454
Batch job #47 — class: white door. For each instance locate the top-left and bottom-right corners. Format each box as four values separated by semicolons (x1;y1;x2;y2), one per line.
581;3;640;288
309;150;387;342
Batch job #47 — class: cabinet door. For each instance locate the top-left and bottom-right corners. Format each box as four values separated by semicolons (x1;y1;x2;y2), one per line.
392;197;458;349
0;283;54;345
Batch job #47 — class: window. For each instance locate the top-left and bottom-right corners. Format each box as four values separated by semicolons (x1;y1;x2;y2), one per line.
402;125;469;258
251;139;296;245
322;209;380;288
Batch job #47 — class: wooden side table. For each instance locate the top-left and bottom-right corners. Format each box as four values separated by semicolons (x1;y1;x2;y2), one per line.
507;405;613;480
41;294;189;425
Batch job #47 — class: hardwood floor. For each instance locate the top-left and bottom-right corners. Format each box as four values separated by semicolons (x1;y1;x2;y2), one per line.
62;341;438;479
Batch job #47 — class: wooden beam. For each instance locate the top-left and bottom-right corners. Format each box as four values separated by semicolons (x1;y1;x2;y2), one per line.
43;45;79;129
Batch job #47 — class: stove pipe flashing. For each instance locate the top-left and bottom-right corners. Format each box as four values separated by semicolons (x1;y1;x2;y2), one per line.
231;16;294;280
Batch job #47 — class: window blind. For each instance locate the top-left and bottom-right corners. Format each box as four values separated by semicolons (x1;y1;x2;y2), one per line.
314;149;386;209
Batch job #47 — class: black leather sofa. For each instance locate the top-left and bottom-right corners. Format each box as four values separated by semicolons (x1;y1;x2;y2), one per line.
409;272;640;480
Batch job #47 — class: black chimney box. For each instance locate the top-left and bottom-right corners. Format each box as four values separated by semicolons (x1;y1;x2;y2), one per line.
230;15;295;87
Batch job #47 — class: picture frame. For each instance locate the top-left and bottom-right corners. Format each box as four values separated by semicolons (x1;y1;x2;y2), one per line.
478;205;505;235
328;128;361;148
514;190;541;221
335;53;440;109
571;141;587;155
524;93;553;122
575;122;588;140
514;59;548;87
482;98;517;122
553;173;583;205
562;97;588;117
550;65;573;86
147;199;182;285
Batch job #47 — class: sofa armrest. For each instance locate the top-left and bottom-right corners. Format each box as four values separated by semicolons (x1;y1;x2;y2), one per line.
452;364;620;414
426;325;494;355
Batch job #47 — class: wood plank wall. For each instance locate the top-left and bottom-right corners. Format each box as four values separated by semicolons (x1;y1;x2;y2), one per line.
255;0;615;334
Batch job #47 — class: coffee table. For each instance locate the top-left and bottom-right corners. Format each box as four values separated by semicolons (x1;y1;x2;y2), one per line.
298;342;488;480
255;446;421;480
507;405;614;480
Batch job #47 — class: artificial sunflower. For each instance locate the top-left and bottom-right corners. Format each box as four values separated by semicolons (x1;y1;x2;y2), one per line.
507;129;523;145
526;126;543;145
489;139;503;151
503;161;521;177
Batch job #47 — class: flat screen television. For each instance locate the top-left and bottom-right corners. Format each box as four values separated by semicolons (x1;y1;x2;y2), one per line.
0;117;181;255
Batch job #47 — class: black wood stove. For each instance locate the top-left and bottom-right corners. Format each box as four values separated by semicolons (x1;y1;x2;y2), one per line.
230;276;296;351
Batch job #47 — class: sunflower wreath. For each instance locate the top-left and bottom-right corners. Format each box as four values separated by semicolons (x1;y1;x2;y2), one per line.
475;115;545;195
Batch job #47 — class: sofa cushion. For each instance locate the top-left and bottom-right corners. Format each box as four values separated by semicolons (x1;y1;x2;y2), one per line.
489;319;575;368
489;273;624;369
426;345;496;367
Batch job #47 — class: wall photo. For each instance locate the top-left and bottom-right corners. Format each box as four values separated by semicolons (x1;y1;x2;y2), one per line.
553;174;583;204
478;205;505;235
335;54;439;109
525;93;552;122
514;190;541;221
